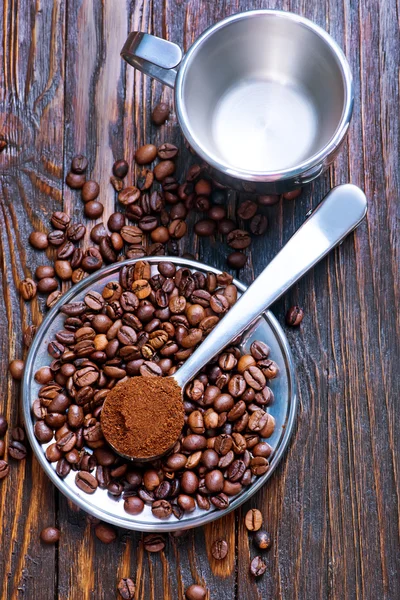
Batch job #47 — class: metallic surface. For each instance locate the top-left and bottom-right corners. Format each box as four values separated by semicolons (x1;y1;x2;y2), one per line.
174;184;367;389
121;10;354;193
23;258;297;532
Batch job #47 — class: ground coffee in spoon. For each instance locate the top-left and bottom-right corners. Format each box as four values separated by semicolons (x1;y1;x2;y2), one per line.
101;376;184;460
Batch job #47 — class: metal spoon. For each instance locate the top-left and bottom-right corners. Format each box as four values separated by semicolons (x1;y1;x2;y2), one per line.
103;184;367;461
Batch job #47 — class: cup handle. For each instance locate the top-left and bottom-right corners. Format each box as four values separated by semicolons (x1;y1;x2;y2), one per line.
121;32;182;88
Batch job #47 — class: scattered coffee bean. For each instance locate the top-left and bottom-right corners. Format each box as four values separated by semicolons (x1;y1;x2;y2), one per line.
117;577;136;599
0;414;8;437
249;214;268;235
285;305;304;326
154;160;176;181
113;159;129;179
143;533;165;552
40;527;60;544
51;211;70;230
0;459;9;479
110;175;124;192
245;508;263;531
23;324;37;348
157;143;178;160
227;229;251;250
211;538;228;560
71;155;88;174
9;440;27;460
237;200;258;220
257;194;279;206
37;277;58;294
250;555;267;577
47;230;66;246
75;471;98;493
136;144;157;165
67;223;86;241
19;278;37;300
283;188;302;200
94;522;117;544
9;359;24;380
81;180;100;201
66;172;86;189
152;102;170;125
47;290;63;308
218;218;236;235
29;231;49;250
253;529;272;550
227;251;247;269
194;219;216;237
185;584;207;600
124;496;144;515
84;200;104;219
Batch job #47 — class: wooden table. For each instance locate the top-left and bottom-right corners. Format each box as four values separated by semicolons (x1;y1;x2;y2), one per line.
1;1;399;598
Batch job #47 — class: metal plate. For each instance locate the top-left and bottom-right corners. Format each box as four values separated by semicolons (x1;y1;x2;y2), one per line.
22;257;297;531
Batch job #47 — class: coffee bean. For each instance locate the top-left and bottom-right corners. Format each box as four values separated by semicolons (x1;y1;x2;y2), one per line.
29;231;49;250
258;194;279;206
123;496;144;515
71;155;88;174
152;102;170;125
46;290;62;308
218;218;236;235
258;359;279;379
283;188;302;200
19;278;37;300
154;160;176;181
90;223;107;244
143;533;165;552
0;460;10;479
108;212;125;232
254;529;272;550
51;211;70;230
95;522;117;544
227;229;251;249
118;187;141;205
250;340;270;361
0;414;8;437
157;143;178;160
169;219;187;239
37;277;58;294
99;236;117;263
81;180;100;202
40;527;60;544
285;305;304;326
237;200;258;220
245;508;263;531
9;440;27;460
23;324;37;348
55;260;72;281
84;200;104;219
117;577;136;599
205;469;224;493
81;248;103;272
75;470;98;493
9;359;24;380
250;555;267;577
67;223;86;242
113;159;129;179
66;172;86;189
11;426;25;442
185;585;207;600
211;538;228;560
110;175;124;192
34;421;54;443
195;179;212;196
249;214;268;235
210;492;229;510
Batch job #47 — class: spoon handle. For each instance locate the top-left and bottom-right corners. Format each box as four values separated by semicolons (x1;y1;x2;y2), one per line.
174;184;367;389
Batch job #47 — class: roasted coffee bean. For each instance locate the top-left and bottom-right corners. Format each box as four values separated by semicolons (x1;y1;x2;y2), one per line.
23;324;37;348
34;420;53;443
245;508;263;531
137;168;154;191
108;212;125;232
227;251;247;269
237;200;258;220
177;494;196;512
118;186;141;206
48;230;66;247
185;584;207;600
81;180;100;202
154;160;175;181
113;159;129;179
81;248;103;272
0;459;10;479
71;154;88;174
37;277;58;294
258;359;279;379
244;366;266;390
90;223;107;244
110;175;124;192
55;260;73;280
158;143;178;160
40;527;61;544
250;340;270;361
152;499;172;519
250;555;267;577
9;440;27;460
249;214;268;235
75;470;98;493
205;469;224;493
46;290;62;308
56;457;71;478
95;522;117;544
67;223;86;242
195;179;212;196
218;218;236;235
210;492;229;510
211;538;228;560
285;305;304;326
66;171;86;189
9;359;24;380
258;194;279;206
135;144;157;164
84;200;104;219
143;533;165;552
227;229;251;249
19;278;37;300
152;101;170;125
283;188;302;200
29;231;49;250
254;529;272;550
51;211;70;230
194;219;216;237
117;577;136;599
99;236;117;263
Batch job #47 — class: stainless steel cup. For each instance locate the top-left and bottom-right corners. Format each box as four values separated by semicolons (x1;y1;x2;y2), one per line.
121;10;353;194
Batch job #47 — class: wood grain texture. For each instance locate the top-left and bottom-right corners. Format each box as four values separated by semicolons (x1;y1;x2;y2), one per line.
0;0;399;599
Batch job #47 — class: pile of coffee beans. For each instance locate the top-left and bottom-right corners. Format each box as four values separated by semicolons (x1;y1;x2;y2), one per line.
32;260;278;521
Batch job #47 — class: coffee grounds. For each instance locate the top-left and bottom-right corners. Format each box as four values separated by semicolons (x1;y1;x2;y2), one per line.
101;376;184;460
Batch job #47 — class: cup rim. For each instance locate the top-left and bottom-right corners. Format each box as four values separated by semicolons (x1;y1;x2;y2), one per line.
175;9;354;183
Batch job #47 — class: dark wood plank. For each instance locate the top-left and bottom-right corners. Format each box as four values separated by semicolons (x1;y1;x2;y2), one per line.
0;1;66;598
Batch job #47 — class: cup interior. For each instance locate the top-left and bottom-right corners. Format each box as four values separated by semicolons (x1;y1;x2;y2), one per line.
178;12;348;175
